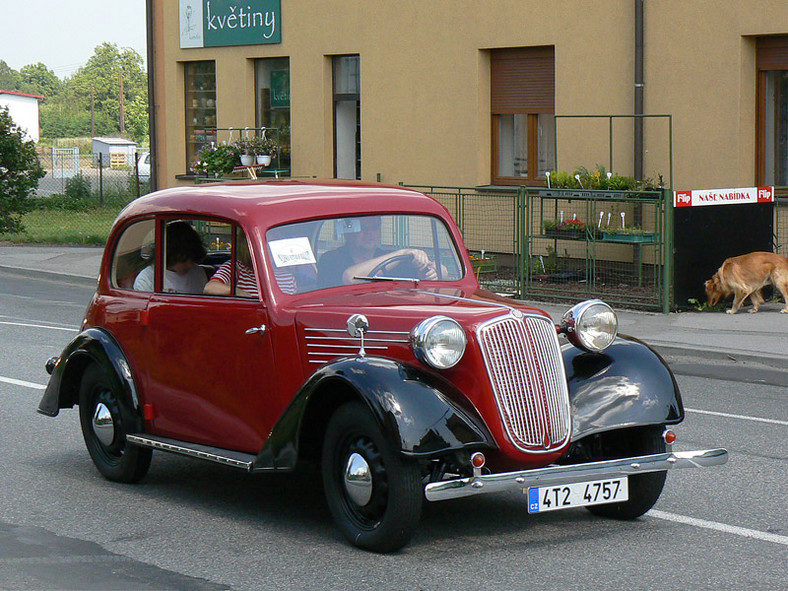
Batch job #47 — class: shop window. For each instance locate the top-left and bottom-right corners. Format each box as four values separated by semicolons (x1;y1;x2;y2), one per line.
255;58;291;174
333;55;361;180
185;61;217;173
757;37;788;186
491;47;555;185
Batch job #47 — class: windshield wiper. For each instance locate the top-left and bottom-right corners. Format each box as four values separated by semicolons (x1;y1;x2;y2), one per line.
354;275;420;286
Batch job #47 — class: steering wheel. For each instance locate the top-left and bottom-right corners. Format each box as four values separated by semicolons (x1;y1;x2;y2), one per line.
368;253;419;278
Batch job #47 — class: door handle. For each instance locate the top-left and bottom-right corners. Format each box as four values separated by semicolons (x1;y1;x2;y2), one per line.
245;324;267;335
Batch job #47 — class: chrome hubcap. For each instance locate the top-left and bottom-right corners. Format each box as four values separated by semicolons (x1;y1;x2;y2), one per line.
92;402;115;447
343;452;373;506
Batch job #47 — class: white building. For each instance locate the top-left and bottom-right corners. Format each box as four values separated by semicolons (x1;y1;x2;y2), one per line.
92;137;138;167
0;90;44;142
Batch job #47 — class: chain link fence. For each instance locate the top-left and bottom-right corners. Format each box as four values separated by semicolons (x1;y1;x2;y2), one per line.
2;150;151;244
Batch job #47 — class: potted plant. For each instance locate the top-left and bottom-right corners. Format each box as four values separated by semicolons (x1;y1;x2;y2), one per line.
543;218;587;240
193;143;239;177
233;138;255;166
251;134;277;166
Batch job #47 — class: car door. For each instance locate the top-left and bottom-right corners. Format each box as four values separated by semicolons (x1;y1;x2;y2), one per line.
141;220;277;454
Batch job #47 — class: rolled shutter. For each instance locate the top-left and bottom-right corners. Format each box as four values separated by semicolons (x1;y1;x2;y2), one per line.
491;47;555;113
757;36;788;70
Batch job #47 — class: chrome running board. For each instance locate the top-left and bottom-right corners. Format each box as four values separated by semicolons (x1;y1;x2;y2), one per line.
127;434;256;471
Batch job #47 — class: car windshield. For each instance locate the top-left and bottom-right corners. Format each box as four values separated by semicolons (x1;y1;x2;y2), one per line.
266;214;464;294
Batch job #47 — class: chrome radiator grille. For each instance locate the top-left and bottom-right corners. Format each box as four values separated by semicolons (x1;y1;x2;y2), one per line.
477;313;571;452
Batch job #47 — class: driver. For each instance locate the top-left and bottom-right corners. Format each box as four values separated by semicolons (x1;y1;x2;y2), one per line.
317;216;437;287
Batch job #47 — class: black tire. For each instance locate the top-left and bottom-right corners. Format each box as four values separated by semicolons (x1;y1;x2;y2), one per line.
321;401;423;552
586;426;667;520
78;363;152;483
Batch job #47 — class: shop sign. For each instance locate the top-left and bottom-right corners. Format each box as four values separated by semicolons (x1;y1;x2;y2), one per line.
270;70;290;107
673;186;774;208
179;0;281;48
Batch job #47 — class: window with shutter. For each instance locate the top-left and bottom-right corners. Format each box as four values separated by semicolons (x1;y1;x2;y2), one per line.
491;47;555;185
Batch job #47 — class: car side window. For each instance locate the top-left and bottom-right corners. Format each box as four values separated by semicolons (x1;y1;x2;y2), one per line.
135;219;210;294
203;225;260;298
111;219;156;290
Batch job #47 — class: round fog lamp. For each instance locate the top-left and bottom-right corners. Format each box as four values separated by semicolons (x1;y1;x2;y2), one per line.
410;316;466;369
561;299;618;352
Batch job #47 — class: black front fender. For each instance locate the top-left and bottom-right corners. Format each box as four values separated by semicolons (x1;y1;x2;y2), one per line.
255;356;495;470
38;328;142;429
563;335;684;440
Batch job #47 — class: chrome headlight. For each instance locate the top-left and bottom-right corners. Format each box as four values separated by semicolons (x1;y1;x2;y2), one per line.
560;299;618;352
410;316;466;369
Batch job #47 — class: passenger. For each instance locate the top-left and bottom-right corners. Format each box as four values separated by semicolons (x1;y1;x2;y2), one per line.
133;221;208;294
204;230;263;298
317;216;437;287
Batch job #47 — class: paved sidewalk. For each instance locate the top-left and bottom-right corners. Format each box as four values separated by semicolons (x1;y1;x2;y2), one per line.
1;244;786;368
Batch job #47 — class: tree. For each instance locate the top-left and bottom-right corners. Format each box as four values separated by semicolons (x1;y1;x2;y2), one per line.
19;63;62;98
125;93;149;143
0;107;46;233
0;60;21;91
38;43;149;143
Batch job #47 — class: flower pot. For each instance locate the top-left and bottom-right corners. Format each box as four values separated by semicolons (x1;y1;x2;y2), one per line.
240;154;254;166
256;154;272;166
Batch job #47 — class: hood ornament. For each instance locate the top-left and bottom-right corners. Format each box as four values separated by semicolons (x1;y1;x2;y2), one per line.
346;314;369;357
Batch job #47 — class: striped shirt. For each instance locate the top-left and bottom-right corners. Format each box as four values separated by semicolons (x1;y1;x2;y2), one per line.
212;260;259;298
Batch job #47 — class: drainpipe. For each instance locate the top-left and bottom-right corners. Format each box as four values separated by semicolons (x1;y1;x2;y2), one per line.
634;0;644;180
145;0;158;191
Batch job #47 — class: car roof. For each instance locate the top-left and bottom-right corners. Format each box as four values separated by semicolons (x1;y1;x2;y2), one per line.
116;180;451;231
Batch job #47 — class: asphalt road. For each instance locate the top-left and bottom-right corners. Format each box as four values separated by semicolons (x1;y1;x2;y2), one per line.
1;269;786;590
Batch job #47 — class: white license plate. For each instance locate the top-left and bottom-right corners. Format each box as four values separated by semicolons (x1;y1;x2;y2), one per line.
526;477;628;513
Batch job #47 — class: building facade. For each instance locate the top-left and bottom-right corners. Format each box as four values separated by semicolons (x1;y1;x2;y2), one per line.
148;1;788;192
0;90;44;142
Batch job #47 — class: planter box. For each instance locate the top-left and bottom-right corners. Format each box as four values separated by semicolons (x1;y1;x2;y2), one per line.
601;231;659;243
544;229;586;240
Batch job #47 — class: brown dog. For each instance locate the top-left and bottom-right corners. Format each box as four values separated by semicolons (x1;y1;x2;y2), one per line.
705;251;788;314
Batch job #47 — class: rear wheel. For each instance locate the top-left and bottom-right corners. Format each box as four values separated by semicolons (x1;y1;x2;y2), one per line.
78;363;151;483
321;401;423;552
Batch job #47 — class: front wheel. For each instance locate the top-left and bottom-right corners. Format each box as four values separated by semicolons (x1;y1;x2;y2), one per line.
321;401;423;552
586;426;667;520
78;363;151;483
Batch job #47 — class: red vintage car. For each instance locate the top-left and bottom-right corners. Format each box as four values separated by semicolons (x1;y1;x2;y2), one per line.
40;180;727;552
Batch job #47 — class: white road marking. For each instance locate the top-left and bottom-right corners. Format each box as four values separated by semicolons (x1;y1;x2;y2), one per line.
685;407;788;427
0;320;78;332
0;376;46;390
650;510;788;546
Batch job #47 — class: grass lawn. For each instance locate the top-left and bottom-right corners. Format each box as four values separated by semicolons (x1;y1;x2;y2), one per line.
0;207;123;245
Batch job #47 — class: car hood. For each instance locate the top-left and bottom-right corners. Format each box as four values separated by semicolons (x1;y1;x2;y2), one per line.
290;286;555;372
291;284;554;329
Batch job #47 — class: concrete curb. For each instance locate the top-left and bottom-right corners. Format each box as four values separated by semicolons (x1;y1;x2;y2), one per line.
649;342;786;370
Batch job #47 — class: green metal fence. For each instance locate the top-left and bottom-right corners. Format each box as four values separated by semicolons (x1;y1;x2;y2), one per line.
403;185;525;297
408;184;671;311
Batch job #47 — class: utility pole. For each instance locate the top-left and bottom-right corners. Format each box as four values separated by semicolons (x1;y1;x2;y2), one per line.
119;72;126;136
90;85;95;137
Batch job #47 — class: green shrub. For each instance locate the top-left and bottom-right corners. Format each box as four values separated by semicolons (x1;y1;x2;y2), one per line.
65;173;92;201
0;106;46;233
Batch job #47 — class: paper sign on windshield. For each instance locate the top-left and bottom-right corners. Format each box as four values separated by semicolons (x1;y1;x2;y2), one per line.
269;237;316;267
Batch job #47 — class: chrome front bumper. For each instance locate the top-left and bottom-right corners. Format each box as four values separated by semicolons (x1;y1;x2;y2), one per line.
424;448;728;502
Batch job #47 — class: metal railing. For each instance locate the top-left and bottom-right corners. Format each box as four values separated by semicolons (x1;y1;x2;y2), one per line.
407;184;670;311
